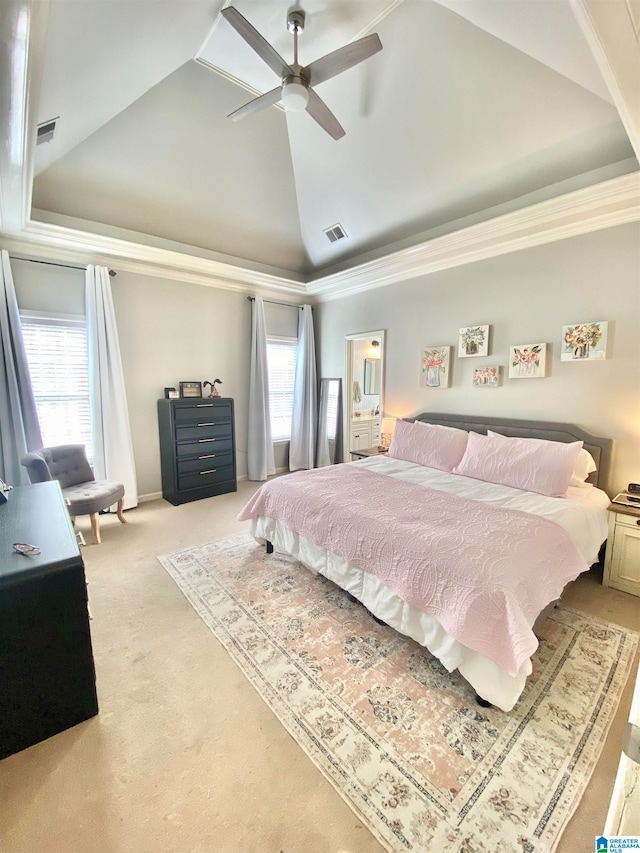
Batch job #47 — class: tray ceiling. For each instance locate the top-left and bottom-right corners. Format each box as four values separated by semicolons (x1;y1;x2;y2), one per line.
1;0;639;290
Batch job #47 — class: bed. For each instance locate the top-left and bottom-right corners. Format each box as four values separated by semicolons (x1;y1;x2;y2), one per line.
238;413;613;712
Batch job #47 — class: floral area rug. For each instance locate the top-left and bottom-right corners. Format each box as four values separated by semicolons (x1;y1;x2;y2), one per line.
159;533;639;853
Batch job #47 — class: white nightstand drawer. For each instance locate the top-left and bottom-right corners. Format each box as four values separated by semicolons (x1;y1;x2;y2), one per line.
614;511;640;529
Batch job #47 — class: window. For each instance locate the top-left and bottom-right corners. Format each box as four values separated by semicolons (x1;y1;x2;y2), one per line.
266;337;297;441
21;313;93;460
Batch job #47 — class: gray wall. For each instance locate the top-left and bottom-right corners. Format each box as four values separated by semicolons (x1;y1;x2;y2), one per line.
8;221;639;496
10;260;294;497
315;223;640;495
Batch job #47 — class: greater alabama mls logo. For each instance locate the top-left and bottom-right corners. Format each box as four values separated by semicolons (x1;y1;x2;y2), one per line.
596;838;608;853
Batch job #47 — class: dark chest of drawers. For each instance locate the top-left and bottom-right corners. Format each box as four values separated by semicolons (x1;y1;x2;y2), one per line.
0;482;98;759
157;397;237;506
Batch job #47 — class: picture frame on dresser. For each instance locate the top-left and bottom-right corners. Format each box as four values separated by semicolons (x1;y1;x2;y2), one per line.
179;381;202;398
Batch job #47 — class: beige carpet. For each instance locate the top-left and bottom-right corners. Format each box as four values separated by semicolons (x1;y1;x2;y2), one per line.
1;485;639;853
159;532;639;852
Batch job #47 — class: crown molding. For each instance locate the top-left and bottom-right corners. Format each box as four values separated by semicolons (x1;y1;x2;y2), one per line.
307;172;640;302
570;0;640;163
0;0;47;235
6;221;307;297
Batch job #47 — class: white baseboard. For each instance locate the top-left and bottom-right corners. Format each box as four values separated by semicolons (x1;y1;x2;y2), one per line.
138;491;163;503
138;473;284;500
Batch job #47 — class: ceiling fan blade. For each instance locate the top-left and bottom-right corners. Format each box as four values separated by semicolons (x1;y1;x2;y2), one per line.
221;7;292;80
305;88;345;140
303;33;382;87
228;86;283;121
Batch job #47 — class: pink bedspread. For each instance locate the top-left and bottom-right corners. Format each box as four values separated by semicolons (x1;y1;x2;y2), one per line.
238;465;588;675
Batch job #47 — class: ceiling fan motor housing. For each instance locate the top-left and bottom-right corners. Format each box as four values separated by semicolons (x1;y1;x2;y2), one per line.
287;9;305;34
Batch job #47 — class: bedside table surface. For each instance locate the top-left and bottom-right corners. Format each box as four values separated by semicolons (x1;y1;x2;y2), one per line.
608;496;640;519
350;447;387;459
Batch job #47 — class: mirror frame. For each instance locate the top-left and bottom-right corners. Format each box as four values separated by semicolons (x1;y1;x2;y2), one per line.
363;357;381;395
316;378;342;466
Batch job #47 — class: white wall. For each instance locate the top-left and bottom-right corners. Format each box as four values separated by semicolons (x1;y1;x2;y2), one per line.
315;223;640;495
9;259;295;497
111;271;253;495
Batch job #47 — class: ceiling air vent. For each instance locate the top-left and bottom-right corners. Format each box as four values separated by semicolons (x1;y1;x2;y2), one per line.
323;223;347;244
36;118;58;145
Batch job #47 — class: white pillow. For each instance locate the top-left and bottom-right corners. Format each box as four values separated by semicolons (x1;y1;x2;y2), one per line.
487;431;597;487
569;448;598;486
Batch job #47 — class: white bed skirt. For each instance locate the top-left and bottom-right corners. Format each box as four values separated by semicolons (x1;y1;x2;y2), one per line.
249;516;534;712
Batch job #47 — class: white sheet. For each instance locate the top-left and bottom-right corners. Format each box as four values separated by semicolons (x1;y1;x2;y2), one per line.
247;458;610;712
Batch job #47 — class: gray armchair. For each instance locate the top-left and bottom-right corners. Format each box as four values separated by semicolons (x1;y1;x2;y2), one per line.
21;444;126;544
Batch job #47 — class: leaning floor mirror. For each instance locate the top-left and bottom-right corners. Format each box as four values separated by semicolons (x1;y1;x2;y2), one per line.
316;379;342;466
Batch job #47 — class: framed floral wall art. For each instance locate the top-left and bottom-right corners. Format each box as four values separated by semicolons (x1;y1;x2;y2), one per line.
561;321;608;361
509;343;547;378
472;366;500;387
420;346;451;388
458;325;489;357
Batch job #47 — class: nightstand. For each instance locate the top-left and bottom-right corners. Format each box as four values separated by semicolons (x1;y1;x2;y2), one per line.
603;498;640;596
350;446;388;460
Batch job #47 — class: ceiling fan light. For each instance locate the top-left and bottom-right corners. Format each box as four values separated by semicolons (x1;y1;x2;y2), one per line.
281;80;309;112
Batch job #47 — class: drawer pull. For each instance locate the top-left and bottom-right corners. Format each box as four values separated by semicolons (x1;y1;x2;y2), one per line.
200;469;217;475
198;438;216;443
199;454;216;459
196;404;214;408
197;422;215;427
637;519;640;526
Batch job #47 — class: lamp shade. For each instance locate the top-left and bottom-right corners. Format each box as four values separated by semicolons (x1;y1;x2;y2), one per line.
381;417;397;437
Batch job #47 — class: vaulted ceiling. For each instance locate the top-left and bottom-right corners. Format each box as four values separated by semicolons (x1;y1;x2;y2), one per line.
1;0;639;297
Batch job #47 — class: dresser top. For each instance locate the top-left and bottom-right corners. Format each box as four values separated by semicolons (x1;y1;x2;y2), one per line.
0;482;80;588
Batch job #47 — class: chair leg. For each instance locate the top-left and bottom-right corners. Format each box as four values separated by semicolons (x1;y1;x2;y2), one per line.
90;513;101;545
116;497;126;524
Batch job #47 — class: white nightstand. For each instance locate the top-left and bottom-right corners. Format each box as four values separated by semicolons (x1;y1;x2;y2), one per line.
603;499;640;596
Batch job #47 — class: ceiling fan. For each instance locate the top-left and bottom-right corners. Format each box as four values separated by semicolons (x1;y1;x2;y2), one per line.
220;6;383;140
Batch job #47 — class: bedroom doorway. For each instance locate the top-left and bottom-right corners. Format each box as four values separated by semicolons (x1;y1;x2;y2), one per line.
345;331;385;458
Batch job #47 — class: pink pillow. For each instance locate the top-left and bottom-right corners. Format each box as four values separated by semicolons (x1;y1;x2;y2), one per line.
487;430;596;487
388;420;468;472
453;431;583;497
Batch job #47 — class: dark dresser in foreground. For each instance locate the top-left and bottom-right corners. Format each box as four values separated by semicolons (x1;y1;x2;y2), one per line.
157;397;237;506
0;482;98;760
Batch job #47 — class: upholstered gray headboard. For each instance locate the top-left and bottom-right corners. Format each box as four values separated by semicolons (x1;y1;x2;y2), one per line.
408;413;614;494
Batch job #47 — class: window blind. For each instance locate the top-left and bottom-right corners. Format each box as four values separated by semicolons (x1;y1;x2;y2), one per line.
21;315;93;460
266;337;298;441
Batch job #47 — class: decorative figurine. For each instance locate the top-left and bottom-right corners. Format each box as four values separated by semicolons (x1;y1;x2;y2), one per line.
203;378;223;398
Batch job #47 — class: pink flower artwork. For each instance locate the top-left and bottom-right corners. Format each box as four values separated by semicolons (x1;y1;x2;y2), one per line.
472;366;500;387
509;343;547;379
561;322;607;361
420;346;451;388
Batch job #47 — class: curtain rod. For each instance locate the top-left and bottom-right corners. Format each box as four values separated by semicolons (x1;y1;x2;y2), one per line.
247;296;307;309
10;256;117;276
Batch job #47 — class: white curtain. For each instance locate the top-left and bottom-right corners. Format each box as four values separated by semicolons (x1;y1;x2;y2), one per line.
0;251;42;484
289;305;317;471
247;295;275;481
85;265;138;509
